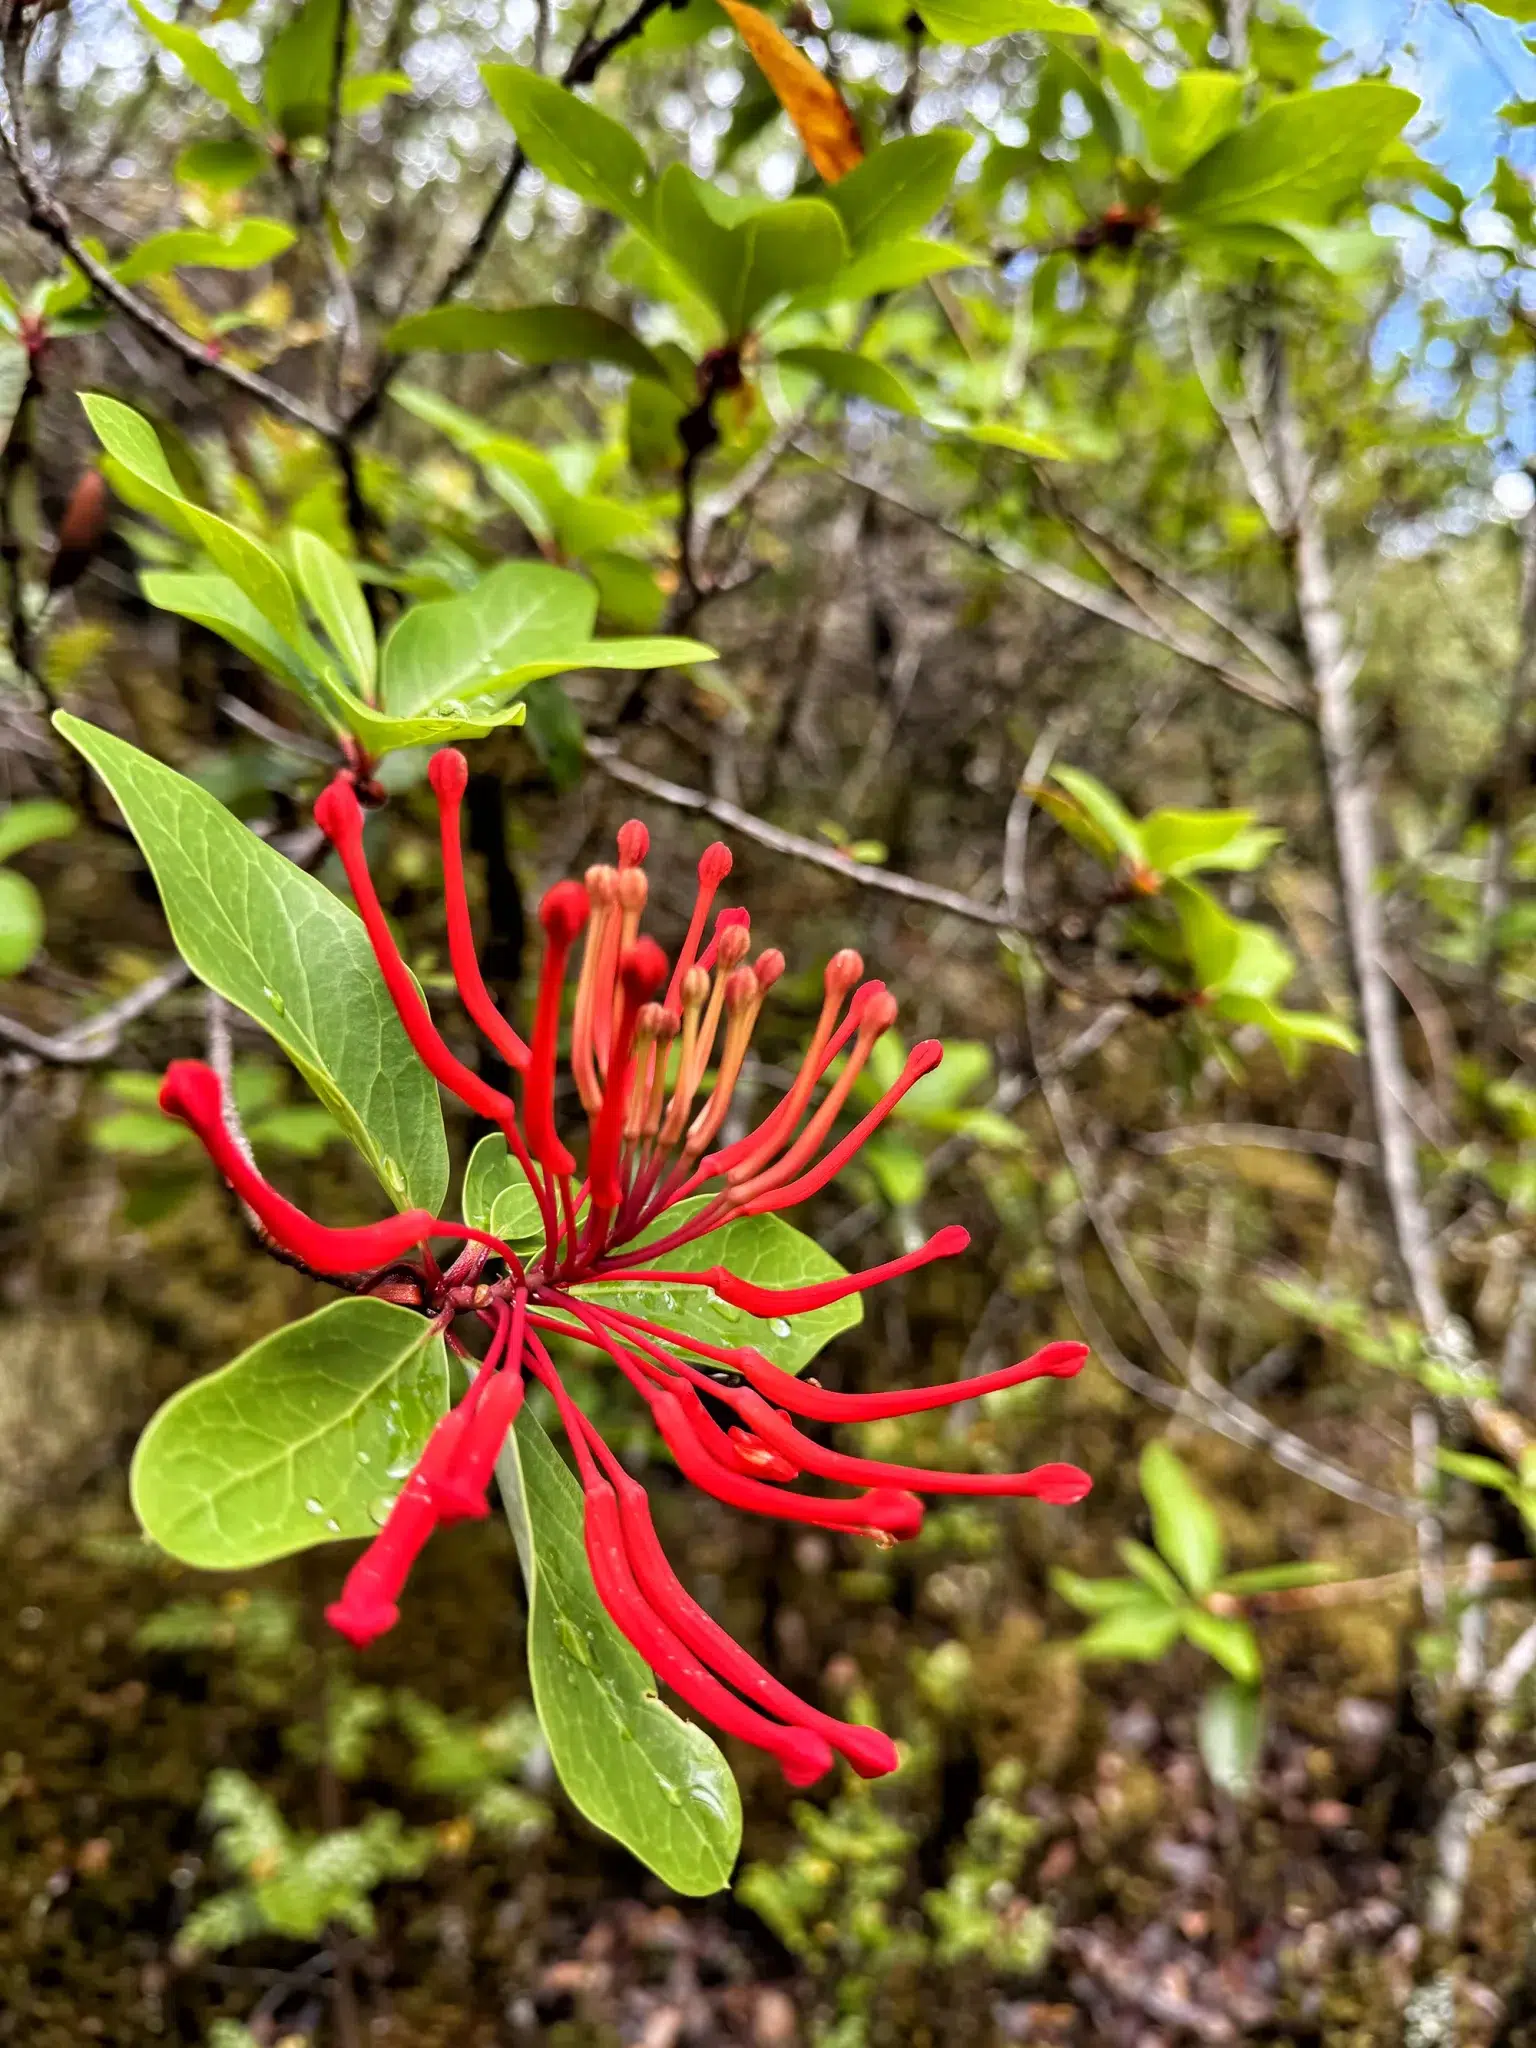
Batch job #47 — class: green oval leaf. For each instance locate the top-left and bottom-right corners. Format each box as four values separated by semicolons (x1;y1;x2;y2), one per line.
1197;1680;1265;1796
1140;1440;1224;1597
114;220;296;286
497;1407;741;1895
578;1205;862;1378
1164;83;1418;229
462;1132;546;1244
0;798;75;865
481;63;653;224
1182;1608;1262;1685
384;304;667;383
130;0;266;132
0;867;44;977
131;1298;449;1568
292;529;378;700
915;0;1096;42
54;713;449;1212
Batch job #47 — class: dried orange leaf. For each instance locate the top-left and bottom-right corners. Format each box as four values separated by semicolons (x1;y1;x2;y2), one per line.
715;0;863;182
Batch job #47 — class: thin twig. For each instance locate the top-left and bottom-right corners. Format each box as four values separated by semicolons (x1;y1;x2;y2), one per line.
585;737;1044;934
799;440;1307;718
0;956;190;1068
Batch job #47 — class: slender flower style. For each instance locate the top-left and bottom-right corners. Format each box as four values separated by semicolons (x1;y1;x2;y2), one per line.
159;752;1092;1786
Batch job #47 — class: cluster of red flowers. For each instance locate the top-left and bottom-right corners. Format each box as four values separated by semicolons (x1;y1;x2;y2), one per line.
159;749;1090;1786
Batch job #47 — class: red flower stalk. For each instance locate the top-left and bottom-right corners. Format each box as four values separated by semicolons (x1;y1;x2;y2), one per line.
174;764;1092;1785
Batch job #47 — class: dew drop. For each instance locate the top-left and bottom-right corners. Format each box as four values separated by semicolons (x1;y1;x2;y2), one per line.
659;1780;684;1807
324;1518;341;1534
263;986;286;1018
660;1291;677;1312
384;1458;414;1480
382;1156;407;1197
356;1451;370;1466
770;1318;792;1339
556;1617;594;1668
618;1725;635;1743
367;1493;398;1526
304;1497;324;1516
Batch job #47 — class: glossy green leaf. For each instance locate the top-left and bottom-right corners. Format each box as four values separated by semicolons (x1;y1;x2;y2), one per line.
1437;1448;1518;1496
1168;880;1293;1000
342;69;411;114
378;560;712;720
384;304;666;382
292;530;377;699
1166;83;1419;228
1116;1536;1186;1607
774;345;918;415
174;137;271;191
916;0;1096;41
1140;1440;1224;1596
1197;1681;1265;1796
824;129;971;249
461;1133;546;1245
0;868;44;977
1074;1603;1184;1661
1182;1608;1262;1685
860;1132;928;1207
1138;808;1282;879
481;64;652;224
130;0;265;131
54;713;450;1212
0;798;75;864
130;1298;448;1567
265;0;341;141
1216;1561;1340;1595
138;570;336;726
114;220;296;285
380;560;590;715
82;395;303;647
1050;765;1144;864
1050;1568;1165;1616
651;166;848;335
497;1407;741;1893
1137;71;1244;179
577;1203;861;1378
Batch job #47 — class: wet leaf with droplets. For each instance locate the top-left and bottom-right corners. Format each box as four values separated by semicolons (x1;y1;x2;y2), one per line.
497;1407;741;1895
131;1299;449;1568
576;1203;861;1377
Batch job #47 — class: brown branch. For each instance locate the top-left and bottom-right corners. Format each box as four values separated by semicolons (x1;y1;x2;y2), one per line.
0;956;191;1070
584;737;1044;934
802;441;1307;718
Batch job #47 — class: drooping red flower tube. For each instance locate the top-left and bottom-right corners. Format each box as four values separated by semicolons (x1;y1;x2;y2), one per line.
158;753;1091;1787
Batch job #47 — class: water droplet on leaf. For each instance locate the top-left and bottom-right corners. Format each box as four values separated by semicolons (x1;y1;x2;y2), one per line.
382;1156;406;1196
304;1497;324;1515
368;1493;398;1526
770;1318;792;1339
324;1518;341;1533
263;987;286;1018
556;1617;594;1668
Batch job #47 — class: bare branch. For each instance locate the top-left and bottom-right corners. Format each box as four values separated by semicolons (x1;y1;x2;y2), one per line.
0;956;190;1070
801;441;1306;718
585;737;1045;935
1135;1122;1378;1167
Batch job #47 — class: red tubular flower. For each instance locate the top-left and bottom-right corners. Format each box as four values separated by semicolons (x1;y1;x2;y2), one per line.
176;768;1091;1782
159;1060;518;1278
428;748;531;1073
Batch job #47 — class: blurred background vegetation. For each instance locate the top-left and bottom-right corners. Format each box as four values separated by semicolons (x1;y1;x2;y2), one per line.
5;0;1536;2039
